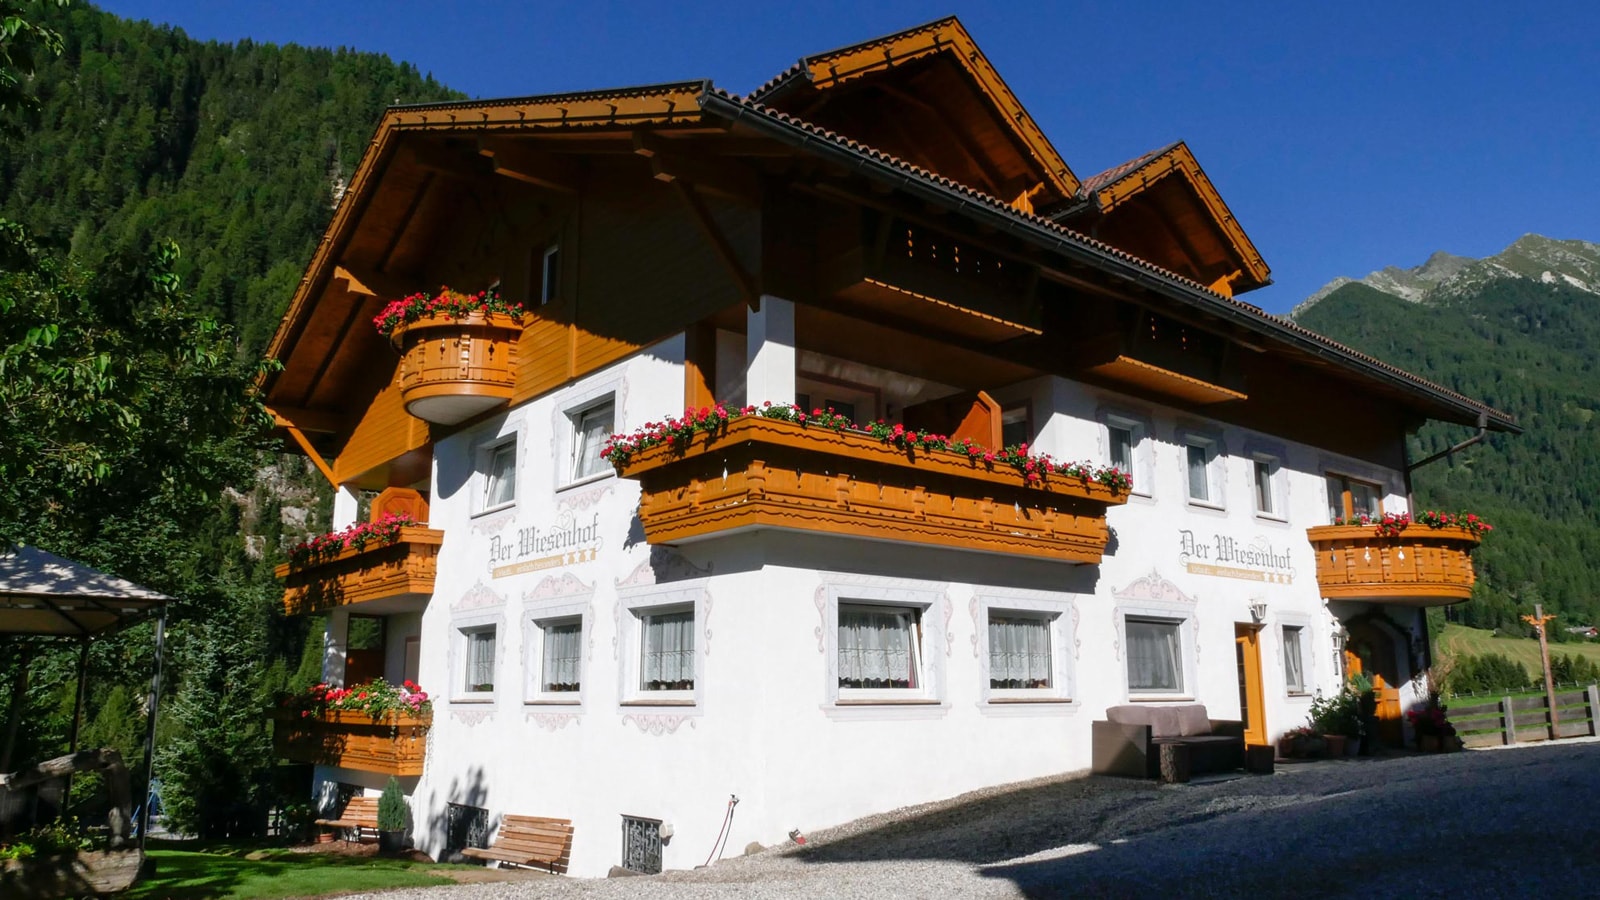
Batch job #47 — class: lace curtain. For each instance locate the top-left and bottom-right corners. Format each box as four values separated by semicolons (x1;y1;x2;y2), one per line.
1126;619;1182;692
1282;626;1305;691
641;610;694;690
574;405;613;479
838;606;919;689
466;628;496;692
541;622;582;692
989;615;1052;689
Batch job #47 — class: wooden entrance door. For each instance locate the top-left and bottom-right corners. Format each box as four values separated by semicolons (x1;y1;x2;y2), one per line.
1235;625;1267;747
1345;621;1405;746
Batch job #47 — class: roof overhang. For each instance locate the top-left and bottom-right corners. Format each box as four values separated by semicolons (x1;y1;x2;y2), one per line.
701;90;1518;434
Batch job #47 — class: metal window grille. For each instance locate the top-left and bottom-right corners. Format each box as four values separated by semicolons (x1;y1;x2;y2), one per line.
446;803;490;857
621;814;663;874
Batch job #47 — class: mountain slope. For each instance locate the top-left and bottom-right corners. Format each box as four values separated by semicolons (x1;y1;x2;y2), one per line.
1294;240;1600;634
0;2;462;351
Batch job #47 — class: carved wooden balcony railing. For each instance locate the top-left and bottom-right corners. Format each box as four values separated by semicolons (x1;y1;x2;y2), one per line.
1306;525;1480;605
615;418;1129;563
272;709;431;776
276;527;443;616
392;312;524;425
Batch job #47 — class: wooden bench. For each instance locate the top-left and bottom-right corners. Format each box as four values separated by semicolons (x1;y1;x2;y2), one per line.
314;795;379;842
460;814;574;874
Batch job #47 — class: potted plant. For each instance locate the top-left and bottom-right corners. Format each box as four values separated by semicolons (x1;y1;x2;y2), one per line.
377;777;408;855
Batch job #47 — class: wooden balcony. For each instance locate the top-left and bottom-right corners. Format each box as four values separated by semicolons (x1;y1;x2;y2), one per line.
276;527;443;616
272;710;430;776
615;417;1128;563
392;312;523;425
1306;525;1480;605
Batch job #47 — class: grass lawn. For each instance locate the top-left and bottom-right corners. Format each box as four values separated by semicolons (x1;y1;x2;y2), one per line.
1437;623;1600;674
126;841;480;900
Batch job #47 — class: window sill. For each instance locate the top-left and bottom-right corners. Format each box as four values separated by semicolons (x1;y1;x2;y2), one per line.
1254;512;1290;525
472;502;516;519
526;698;582;707
1186;499;1225;513
985;696;1073;704
835;698;942;706
1286;691;1312;699
557;470;613;492
620;698;696;707
1128;694;1195;703
450;696;496;705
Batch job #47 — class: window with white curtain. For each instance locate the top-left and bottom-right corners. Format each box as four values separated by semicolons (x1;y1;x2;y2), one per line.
1185;440;1213;504
1253;456;1279;516
838;604;921;690
1125;617;1184;693
570;400;614;482
463;626;497;693
988;612;1052;690
481;440;517;511
539;618;583;693
639;608;694;691
1282;625;1306;694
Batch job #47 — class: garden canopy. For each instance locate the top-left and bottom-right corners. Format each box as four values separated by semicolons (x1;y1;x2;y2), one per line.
0;544;169;637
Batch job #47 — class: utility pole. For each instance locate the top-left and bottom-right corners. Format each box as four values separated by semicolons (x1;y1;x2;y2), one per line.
1523;605;1559;740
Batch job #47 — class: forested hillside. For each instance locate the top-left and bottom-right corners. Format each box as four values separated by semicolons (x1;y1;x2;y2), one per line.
0;1;462;836
1295;257;1600;636
0;1;461;351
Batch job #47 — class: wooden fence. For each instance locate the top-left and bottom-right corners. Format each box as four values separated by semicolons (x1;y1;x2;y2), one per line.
1451;684;1600;748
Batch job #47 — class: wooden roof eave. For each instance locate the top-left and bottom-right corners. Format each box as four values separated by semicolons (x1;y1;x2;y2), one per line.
1084;142;1271;293
749;16;1079;201
260;80;716;405
700;89;1519;435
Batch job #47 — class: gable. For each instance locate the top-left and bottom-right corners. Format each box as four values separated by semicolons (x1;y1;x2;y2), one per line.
1063;142;1271;296
750;17;1078;211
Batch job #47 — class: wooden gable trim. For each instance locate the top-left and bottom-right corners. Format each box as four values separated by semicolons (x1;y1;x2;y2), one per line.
753;17;1079;200
1086;142;1271;291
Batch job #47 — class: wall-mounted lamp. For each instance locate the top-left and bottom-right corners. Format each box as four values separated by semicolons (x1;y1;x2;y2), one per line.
1249;600;1268;622
1331;626;1347;652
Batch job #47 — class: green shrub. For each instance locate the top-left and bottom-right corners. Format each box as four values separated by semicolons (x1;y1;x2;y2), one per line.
377;777;407;832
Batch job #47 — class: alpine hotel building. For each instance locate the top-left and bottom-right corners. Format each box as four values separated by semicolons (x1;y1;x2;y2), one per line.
263;18;1519;876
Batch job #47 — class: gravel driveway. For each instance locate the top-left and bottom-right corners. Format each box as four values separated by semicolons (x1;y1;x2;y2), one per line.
354;740;1600;899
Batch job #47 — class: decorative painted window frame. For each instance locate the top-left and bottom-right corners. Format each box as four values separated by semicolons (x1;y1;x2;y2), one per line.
1097;405;1155;500
523;598;592;708
1176;425;1227;512
819;575;949;720
1277;615;1314;697
473;427;521;518
1242;436;1290;525
974;589;1078;714
616;579;710;710
1114;576;1200;703
552;375;625;493
449;605;507;705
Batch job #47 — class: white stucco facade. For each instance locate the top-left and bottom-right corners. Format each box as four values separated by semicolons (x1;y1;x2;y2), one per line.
310;331;1431;876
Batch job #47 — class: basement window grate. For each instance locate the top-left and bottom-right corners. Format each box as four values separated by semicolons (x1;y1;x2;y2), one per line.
445;803;490;858
621;814;663;874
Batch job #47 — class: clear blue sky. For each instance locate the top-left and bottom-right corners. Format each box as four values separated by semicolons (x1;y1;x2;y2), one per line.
98;1;1600;313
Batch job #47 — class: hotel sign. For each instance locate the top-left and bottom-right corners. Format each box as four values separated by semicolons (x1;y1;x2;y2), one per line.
487;511;603;578
1178;529;1296;584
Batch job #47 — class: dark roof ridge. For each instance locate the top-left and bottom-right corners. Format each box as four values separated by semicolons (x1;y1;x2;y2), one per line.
386;80;714;114
746;16;959;102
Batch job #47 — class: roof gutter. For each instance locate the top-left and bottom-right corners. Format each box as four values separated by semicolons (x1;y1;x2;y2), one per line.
700;90;1520;435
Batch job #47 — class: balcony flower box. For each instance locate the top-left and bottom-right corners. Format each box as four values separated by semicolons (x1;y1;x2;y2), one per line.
374;287;528;425
272;709;432;777
276;525;443;616
611;411;1129;563
1306;524;1481;605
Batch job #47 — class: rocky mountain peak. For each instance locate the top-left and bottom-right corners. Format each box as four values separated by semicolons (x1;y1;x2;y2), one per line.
1295;234;1599;316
